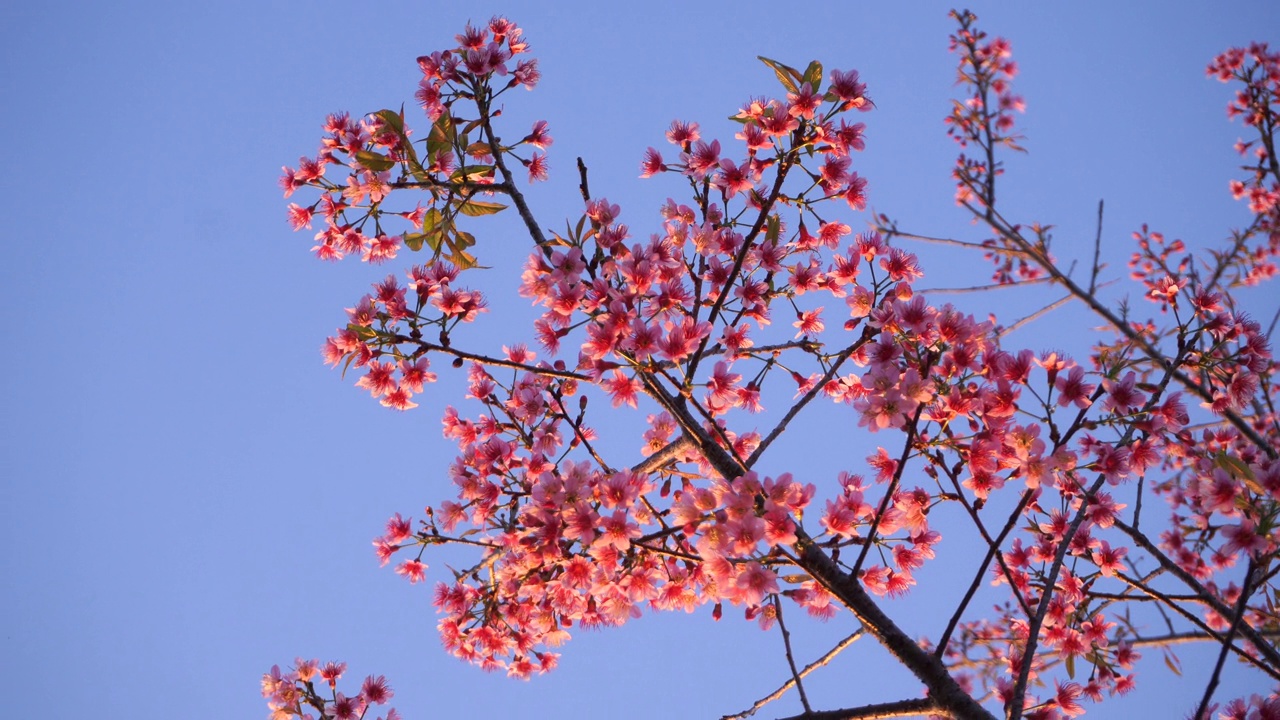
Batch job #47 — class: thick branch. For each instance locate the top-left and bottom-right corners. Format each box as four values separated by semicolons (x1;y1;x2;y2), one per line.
795;534;995;720
774;698;944;720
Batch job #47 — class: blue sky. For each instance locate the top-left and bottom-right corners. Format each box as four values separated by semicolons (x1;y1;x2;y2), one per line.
3;2;1277;719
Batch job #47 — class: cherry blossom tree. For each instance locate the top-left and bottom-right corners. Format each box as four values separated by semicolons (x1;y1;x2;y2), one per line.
265;11;1279;720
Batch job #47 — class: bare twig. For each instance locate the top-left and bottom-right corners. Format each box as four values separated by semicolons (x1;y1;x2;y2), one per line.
1113;518;1280;670
1113;571;1280;681
746;330;873;468
1089;199;1104;295
395;336;590;381
774;598;813;715
934;489;1035;660
722;630;863;720
886;230;1031;257
1193;559;1260;720
996;294;1072;339
577;157;591;203
478;94;550;249
920;277;1049;294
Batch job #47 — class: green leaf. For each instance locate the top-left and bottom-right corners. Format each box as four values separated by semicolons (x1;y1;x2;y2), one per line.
1065;653;1075;679
427;113;456;157
354;150;395;172
765;213;781;244
451;165;494;182
455;199;507;217
802;60;823;92
374;108;404;134
1215;452;1265;495
454;250;478;270
758;56;801;95
422;207;443;234
425;225;444;253
347;323;376;340
374;108;426;179
403;231;426;252
1163;649;1182;676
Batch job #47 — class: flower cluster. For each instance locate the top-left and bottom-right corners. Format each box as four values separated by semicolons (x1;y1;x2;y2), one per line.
320;262;484;410
282;16;547;271
261;660;398;720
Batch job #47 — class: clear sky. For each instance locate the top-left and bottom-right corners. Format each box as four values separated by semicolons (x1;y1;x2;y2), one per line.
2;2;1278;719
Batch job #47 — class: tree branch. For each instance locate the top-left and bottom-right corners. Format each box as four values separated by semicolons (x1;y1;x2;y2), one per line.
774;698;945;720
722;630;863;720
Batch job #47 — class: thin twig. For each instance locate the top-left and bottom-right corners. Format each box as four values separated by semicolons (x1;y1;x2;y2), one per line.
774;597;812;715
1112;570;1280;681
577;157;591;203
394;336;589;381
1089;199;1104;295
934;489;1036;660
996;294;1072;339
852;403;927;578
722;630;863;720
920;277;1049;294
1112;518;1280;670
1193;559;1259;720
746;330;873;468
888;230;1031;257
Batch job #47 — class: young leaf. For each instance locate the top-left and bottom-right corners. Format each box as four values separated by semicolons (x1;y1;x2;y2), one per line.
403;231;427;252
422;207;443;233
355;150;395;172
374;108;425;179
455;199;508;217
465;141;492;158
802;60;824;91
427;113;456;157
758;56;801;95
378;108;404;133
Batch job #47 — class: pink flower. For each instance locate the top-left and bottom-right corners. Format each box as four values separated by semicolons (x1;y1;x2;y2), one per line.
601;369;643;408
384;513;412;544
793;308;825;337
524;120;553;149
665;120;700;147
685;139;721;178
526;152;549;182
320;662;347;688
640;147;666;177
734;562;778;606
828;68;870;110
395;559;427;583
1091;542;1126;577
356;361;397;398
1054;366;1094;409
1102;371;1144;413
380;384;419;411
327;692;365;720
361;675;394;705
